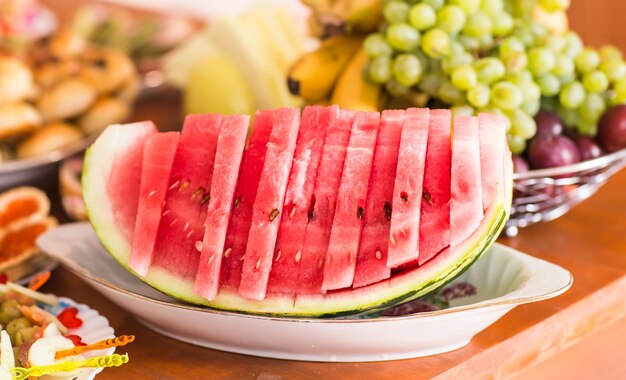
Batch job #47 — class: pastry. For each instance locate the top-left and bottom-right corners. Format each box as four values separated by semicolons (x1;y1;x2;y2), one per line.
0;102;42;141
79;97;130;135
36;78;96;121
0;57;36;105
16;123;83;159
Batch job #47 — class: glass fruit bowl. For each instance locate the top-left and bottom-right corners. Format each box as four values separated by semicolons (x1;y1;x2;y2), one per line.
506;147;626;237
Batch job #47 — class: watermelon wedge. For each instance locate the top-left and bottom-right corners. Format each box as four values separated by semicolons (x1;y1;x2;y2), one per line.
478;113;507;210
267;105;335;294
387;108;430;268
193;115;250;300
322;111;380;291
151;114;221;282
418;109;452;265
238;108;300;300
129;132;180;276
298;109;354;294
450;116;483;249
352;109;404;288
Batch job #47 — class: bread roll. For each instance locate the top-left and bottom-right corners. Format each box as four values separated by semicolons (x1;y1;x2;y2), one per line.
0;57;36;105
80;50;136;95
79;97;130;135
16;122;83;159
0;102;42;141
36;78;97;121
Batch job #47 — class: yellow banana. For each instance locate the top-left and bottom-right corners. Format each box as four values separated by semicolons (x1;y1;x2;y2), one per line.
330;47;381;112
331;0;382;33
287;35;363;101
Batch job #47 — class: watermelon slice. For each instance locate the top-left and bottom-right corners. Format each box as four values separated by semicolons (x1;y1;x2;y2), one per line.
450;115;483;249
193;115;250;300
478;113;507;210
322;111;380;291
387;108;430;268
129;132;180;276
220;111;274;289
418;109;452;265
352;109;404;288
267;105;335;294
238;108;300;300
298;109;354;294
151;114;221;281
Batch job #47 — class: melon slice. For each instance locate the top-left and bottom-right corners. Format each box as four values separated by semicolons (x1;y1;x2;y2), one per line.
478;113;507;210
352;109;404;288
239;108;300;300
267;105;335;294
450;116;483;249
387;108;430;268
322;111;380;291
193;115;250;300
151;114;221;282
418;109;452;265
298;109;355;294
129;132;180;276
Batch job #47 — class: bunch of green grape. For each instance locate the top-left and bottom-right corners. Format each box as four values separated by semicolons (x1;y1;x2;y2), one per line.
363;0;626;155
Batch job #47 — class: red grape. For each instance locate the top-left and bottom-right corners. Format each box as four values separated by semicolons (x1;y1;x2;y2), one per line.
534;110;563;136
512;155;529;173
528;134;581;169
598;105;626;152
574;135;603;161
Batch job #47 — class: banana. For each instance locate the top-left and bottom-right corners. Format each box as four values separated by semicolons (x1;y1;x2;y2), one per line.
330;0;382;33
287;35;362;101
330;47;381;112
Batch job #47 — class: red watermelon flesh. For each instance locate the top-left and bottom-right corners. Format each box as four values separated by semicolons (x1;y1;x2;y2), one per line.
107;122;157;242
387;108;430;268
267;105;335;294
352;110;404;288
220;111;274;290
298;109;355;294
129;132;180;276
478;113;507;210
418;109;452;266
151;114;221;281
193;115;250;300
239;108;301;301
322;111;380;291
450;115;483;249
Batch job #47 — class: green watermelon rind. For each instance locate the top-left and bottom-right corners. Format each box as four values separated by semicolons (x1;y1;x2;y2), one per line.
84;134;512;318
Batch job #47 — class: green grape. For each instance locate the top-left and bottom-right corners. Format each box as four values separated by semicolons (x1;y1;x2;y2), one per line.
551;55;575;77
451;0;480;14
599;60;626;82
508;108;537;139
480;0;504;15
538;0;570;12
576;118;597;136
563;31;584;58
557;106;578;128
458;35;480;51
491;12;514;37
383;1;410;23
423;0;445;10
509;70;533;83
386;80;410;96
450;41;465;55
503;52;528;75
386;23;420;51
474;57;506;84
528;47;556;76
599;45;623;62
582;70;609;93
537;74;561;97
451;104;475;117
514;27;535;47
409;3;437;31
442;51;473;74
422;28;451;58
515;78;542;102
542;97;558;113
477;34;494;49
491;80;524;110
611;92;626;106
463;11;492;38
575;48;600;73
506;133;526;155
467;83;491;108
363;33;392;58
522;99;541;115
558;72;576;85
451;65;478;90
368;56;392;84
615;78;626;97
437;5;466;34
499;37;525;58
438;80;465;104
578;92;606;123
559;81;586;109
546;34;566;53
419;72;445;96
392;53;423;86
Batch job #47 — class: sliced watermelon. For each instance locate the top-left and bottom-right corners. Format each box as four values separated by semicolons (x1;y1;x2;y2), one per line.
151;114;221;281
478;113;507;210
193;115;250;300
129;132;180;276
450;115;483;249
352;109;404;288
239;108;300;300
322;111;380;291
267;105;335;294
220;111;274;290
298;109;354;294
387;108;430;268
418;109;452;266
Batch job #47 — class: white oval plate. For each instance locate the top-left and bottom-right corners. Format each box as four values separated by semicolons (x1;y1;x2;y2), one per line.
37;222;572;362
